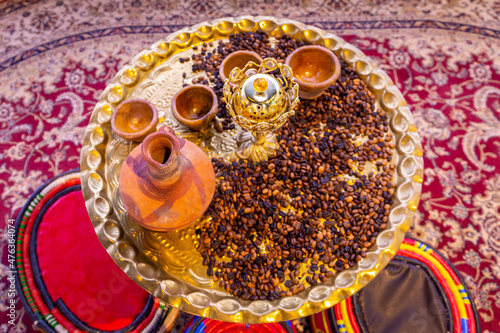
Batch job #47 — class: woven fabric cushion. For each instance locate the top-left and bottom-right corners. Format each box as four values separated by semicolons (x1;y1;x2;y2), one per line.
308;238;480;333
36;190;149;331
355;259;448;332
184;316;297;333
15;171;179;333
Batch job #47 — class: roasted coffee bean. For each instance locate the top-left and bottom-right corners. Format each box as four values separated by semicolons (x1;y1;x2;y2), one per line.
194;32;396;299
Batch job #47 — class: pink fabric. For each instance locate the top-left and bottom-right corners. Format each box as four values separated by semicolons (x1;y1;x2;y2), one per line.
36;190;149;331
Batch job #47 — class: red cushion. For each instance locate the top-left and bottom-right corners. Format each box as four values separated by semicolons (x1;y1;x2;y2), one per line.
36;190;149;331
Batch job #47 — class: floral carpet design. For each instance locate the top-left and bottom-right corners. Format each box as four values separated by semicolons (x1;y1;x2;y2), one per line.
1;0;500;332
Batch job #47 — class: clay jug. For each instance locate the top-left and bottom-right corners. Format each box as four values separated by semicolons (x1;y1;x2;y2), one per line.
119;126;216;231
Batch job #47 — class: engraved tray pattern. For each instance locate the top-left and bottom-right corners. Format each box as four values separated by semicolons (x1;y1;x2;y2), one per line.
80;16;424;323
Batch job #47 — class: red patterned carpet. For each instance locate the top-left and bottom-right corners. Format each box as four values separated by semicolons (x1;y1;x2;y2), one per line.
1;1;500;332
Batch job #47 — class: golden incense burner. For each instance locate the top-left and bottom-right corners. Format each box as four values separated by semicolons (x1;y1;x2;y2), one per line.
223;58;299;162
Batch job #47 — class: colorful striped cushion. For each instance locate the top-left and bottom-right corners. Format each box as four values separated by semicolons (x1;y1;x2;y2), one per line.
15;170;180;333
308;238;480;333
184;316;297;333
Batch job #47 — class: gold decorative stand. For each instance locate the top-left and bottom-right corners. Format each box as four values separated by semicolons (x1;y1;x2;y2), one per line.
80;16;424;324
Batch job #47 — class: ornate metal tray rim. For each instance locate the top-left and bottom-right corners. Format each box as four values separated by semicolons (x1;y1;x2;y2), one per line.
80;15;424;323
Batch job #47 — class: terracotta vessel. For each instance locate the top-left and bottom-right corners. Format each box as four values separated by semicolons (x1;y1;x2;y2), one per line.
171;84;218;131
111;99;158;142
119;126;216;232
285;45;341;99
219;50;263;85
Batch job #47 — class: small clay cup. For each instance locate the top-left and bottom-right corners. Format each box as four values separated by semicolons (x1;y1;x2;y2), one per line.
219;50;263;85
171;84;218;131
285;45;341;99
111;99;158;142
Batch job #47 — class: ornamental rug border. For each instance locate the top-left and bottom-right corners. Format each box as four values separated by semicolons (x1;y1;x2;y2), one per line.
1;19;500;73
0;0;42;17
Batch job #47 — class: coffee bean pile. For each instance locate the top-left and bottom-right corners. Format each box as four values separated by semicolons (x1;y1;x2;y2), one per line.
185;33;396;300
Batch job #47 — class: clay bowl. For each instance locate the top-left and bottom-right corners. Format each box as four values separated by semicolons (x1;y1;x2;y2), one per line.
219;50;263;85
111;99;158;142
285;45;341;99
171;84;218;132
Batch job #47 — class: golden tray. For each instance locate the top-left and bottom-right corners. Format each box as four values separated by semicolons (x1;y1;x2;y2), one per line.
80;16;424;323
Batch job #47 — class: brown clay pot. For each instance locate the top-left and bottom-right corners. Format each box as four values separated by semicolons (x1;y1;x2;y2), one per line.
119;126;216;231
111;99;158;142
171;84;218;131
219;50;263;85
285;45;341;99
